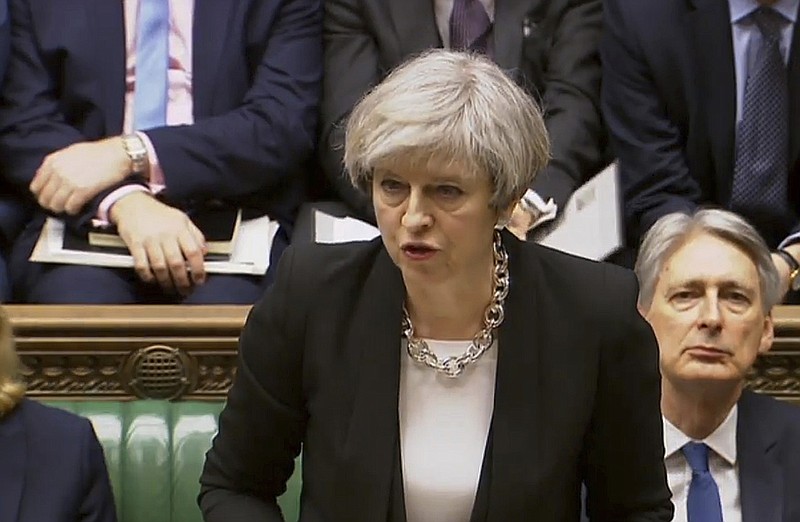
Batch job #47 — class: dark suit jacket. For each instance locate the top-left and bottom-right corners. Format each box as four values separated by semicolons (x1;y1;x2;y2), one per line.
0;0;322;229
199;231;673;521
602;0;800;248
737;390;800;522
0;399;116;522
319;0;606;223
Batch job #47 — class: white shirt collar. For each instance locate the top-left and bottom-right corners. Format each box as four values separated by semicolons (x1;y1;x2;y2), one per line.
663;405;738;466
729;0;799;24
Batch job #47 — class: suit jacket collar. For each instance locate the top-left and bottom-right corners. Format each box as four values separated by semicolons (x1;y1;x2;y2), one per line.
687;0;738;201
333;232;545;521
333;245;405;522
737;390;782;522
493;0;541;72
0;401;27;522
86;0;234;133
87;0;126;135
387;0;441;59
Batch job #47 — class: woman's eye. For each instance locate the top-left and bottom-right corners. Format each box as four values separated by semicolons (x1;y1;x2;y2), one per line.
436;185;463;198
381;179;405;192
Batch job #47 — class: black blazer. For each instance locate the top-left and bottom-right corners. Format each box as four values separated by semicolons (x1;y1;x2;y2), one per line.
737;390;800;522
200;232;673;521
319;0;606;222
602;0;800;248
0;399;117;522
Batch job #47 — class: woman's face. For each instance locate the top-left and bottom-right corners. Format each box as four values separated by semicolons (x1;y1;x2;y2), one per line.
372;156;510;286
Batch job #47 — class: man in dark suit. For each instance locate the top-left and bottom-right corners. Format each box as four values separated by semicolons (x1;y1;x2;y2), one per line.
319;0;607;238
602;0;800;287
0;0;322;303
635;209;800;522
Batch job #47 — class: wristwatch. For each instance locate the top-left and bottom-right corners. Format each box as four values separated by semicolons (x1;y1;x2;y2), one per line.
776;248;800;291
121;134;148;176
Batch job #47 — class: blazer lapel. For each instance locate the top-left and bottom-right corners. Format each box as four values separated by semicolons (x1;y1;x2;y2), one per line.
334;248;405;522
87;0;125;135
788;1;800;167
493;0;537;72
192;0;236;119
687;0;737;202
737;391;782;522
0;404;27;522
387;0;441;59
482;232;543;521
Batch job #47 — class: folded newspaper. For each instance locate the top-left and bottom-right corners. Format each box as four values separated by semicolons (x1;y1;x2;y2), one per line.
30;215;279;275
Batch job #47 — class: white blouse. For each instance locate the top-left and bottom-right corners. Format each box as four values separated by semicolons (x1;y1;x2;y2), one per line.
399;338;498;522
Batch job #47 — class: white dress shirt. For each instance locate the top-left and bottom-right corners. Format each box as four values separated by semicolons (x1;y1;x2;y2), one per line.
663;407;741;522
399;338;497;522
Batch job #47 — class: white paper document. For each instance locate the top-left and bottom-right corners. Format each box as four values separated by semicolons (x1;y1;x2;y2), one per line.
31;215;279;275
538;163;623;261
314;209;380;244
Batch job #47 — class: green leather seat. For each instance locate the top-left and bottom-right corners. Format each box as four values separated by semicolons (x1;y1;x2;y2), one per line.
46;401;302;522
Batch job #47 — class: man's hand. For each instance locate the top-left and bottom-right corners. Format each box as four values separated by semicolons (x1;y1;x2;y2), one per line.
772;244;800;300
506;202;539;241
110;192;207;295
30;137;133;215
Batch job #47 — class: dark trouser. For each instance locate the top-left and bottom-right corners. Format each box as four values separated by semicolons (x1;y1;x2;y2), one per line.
9;214;289;304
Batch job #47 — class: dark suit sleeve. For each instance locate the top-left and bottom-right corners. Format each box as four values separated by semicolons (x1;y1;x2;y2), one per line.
601;0;701;243
317;0;379;223
78;419;118;522
0;0;87;191
199;246;306;521
532;0;606;209
143;0;322;204
582;267;673;522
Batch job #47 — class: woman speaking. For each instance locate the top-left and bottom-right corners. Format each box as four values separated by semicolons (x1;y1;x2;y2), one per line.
200;50;672;522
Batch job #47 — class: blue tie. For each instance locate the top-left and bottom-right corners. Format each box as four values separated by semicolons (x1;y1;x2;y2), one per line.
683;442;723;522
133;0;169;131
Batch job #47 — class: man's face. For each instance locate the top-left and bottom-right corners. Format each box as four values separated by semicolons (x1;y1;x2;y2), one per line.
643;232;774;387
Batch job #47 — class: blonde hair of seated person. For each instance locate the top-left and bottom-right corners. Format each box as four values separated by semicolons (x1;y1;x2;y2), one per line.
0;306;25;417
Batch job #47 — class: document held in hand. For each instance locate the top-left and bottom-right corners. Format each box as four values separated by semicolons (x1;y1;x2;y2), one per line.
538;162;623;261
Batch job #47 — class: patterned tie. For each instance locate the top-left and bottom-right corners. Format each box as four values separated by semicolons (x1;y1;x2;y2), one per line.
683;442;723;522
449;0;493;55
730;7;791;235
133;0;169;131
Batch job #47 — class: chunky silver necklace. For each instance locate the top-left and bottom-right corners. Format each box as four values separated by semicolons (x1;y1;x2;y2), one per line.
402;230;510;378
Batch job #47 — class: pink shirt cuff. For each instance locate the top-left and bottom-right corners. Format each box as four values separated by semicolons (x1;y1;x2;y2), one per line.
137;131;166;189
95;185;151;226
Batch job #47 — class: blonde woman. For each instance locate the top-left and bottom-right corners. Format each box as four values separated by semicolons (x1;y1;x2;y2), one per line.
0;307;117;522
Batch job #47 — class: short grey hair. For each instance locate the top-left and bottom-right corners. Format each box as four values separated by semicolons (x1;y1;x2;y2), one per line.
344;49;551;210
635;209;781;313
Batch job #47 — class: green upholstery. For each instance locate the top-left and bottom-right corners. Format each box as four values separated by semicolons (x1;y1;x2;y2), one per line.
44;401;302;522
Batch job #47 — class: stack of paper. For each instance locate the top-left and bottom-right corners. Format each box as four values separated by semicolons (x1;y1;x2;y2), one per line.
31;215;279;275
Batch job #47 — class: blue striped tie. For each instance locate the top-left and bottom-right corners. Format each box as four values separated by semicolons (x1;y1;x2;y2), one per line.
683;442;723;522
133;0;169;131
